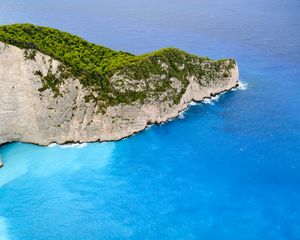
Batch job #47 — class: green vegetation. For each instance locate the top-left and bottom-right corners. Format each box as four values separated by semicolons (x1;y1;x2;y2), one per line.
24;49;37;60
0;23;236;109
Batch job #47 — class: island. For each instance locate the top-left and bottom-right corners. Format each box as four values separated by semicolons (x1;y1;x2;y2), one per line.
0;24;239;146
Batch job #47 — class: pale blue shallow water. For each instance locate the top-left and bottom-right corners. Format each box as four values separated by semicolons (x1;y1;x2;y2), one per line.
0;0;300;239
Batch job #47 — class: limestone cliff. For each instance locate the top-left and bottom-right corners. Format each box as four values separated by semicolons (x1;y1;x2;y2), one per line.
0;42;238;146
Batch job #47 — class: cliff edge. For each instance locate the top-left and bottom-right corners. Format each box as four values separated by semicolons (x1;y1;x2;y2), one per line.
0;24;238;146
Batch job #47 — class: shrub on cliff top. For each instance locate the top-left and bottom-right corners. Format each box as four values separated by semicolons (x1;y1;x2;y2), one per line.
0;23;236;109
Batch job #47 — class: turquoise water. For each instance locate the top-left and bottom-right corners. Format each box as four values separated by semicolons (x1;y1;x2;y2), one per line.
1;0;300;239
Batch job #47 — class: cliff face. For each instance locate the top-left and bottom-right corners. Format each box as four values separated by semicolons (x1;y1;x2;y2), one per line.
0;42;238;146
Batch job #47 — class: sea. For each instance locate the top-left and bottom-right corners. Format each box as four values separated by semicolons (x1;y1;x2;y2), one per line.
0;0;300;239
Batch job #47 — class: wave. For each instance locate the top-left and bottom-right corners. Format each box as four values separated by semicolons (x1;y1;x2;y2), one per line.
48;143;57;148
177;101;198;119
237;81;248;91
178;112;185;119
60;143;88;149
189;101;197;106
48;143;88;149
202;94;220;105
202;98;214;105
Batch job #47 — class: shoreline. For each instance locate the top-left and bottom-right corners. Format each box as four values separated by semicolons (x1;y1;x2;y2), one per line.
0;81;242;149
0;42;239;147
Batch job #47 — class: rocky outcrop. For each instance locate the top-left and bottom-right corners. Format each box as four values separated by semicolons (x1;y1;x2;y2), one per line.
0;42;238;146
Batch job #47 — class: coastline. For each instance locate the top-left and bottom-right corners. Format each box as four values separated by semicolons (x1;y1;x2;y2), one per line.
0;42;239;147
0;81;240;148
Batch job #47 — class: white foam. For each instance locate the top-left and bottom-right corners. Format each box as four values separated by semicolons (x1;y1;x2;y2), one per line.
146;124;153;129
202;98;214;105
237;81;248;90
202;94;221;105
59;143;88;149
48;143;87;149
189;101;197;106
212;95;220;101
48;143;57;148
178;112;185;119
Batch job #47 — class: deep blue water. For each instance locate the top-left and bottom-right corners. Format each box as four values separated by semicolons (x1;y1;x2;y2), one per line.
0;0;300;239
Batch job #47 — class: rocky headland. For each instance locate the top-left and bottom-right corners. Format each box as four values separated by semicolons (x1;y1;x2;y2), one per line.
0;24;239;146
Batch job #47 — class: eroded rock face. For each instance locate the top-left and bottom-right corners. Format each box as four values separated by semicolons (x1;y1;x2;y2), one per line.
0;42;238;146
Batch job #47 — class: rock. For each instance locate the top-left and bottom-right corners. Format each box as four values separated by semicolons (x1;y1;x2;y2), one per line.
0;160;3;168
0;42;239;146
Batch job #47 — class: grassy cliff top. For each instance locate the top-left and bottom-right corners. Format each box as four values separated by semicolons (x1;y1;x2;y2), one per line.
0;24;135;84
0;24;206;84
0;23;236;109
